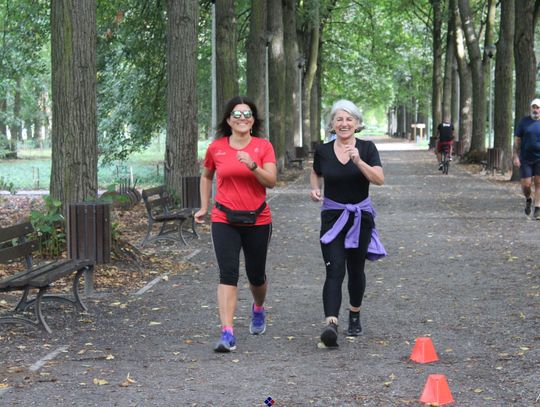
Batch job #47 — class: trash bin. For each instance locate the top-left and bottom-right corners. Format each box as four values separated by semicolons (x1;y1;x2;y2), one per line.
67;202;111;264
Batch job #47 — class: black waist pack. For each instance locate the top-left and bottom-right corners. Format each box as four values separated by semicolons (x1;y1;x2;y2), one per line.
215;201;267;225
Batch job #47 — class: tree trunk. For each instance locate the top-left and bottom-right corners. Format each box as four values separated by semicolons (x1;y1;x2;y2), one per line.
215;0;238;120
0;97;7;151
283;0;300;151
512;0;537;181
430;0;443;143
493;0;514;173
453;0;473;152
11;78;21;155
301;0;319;149
165;0;199;196
458;0;486;155
442;1;455;121
246;0;267;132
267;0;286;169
50;0;97;215
311;66;321;144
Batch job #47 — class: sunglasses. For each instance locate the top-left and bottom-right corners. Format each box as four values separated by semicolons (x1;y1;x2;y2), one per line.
230;110;253;119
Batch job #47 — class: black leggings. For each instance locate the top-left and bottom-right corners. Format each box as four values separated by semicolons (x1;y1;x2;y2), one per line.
211;222;272;287
320;212;373;318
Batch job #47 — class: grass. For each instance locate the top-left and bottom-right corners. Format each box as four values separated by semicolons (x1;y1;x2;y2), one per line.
0;137;212;192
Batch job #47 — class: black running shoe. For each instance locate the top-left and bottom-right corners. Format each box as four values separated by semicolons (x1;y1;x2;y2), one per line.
534;207;540;220
525;198;532;215
347;311;362;336
320;322;338;347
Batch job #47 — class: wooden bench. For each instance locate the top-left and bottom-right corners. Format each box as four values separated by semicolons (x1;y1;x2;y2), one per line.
285;150;304;170
0;221;94;333
140;179;200;247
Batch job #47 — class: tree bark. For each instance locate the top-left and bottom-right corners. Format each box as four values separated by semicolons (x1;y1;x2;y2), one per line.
452;0;473;152
442;0;455;121
301;0;319;149
50;0;97;214
458;0;486;155
246;0;267;132
511;0;537;181
215;0;238;120
430;0;443;143
493;0;514;173
165;0;199;196
283;0;301;151
267;0;286;169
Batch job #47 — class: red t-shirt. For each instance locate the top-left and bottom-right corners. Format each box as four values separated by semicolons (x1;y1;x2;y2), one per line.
204;136;276;225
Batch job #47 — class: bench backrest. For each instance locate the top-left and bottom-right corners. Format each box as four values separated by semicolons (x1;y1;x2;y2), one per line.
0;222;37;268
142;186;177;219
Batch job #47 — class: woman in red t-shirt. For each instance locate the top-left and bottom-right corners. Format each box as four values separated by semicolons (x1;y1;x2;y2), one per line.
194;96;277;353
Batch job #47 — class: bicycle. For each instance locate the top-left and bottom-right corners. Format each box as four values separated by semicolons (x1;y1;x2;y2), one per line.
441;145;451;175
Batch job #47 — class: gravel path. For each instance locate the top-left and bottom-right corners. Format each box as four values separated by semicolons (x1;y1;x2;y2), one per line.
1;140;539;406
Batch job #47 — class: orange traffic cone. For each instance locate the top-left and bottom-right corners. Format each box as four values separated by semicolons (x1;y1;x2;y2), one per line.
419;374;454;405
410;337;439;363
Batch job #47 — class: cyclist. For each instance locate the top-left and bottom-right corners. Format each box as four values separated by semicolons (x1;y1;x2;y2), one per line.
436;117;454;170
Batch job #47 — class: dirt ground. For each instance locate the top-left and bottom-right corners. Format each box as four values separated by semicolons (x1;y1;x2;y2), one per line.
0;138;539;406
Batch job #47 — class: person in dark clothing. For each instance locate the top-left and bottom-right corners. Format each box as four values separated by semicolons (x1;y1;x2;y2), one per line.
309;99;386;348
513;98;540;219
436;117;454;170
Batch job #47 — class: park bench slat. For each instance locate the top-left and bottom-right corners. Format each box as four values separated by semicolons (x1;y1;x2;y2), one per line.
0;240;38;264
140;180;200;247
0;221;94;333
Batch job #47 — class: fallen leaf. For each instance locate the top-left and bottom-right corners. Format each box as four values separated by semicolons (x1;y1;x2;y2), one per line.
120;373;136;387
93;378;109;385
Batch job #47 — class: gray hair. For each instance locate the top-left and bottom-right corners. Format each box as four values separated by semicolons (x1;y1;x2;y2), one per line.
325;99;364;134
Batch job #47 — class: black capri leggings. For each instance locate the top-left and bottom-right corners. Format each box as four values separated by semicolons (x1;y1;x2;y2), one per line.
211;222;272;287
320;211;374;318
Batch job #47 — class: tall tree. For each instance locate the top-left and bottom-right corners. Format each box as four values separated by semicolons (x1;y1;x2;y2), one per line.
300;0;320;148
50;0;97;213
430;0;443;144
215;0;238;120
283;0;301;151
457;0;496;155
493;0;514;173
246;0;267;131
267;0;286;167
452;0;473;152
442;0;455;121
164;0;199;196
514;0;538;122
511;0;538;180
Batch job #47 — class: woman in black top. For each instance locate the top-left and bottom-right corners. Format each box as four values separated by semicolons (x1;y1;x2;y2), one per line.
310;99;385;347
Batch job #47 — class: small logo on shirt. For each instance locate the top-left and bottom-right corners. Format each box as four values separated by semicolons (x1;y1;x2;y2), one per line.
215;149;227;156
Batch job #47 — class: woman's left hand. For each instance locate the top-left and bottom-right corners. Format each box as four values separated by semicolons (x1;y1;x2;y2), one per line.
237;151;255;169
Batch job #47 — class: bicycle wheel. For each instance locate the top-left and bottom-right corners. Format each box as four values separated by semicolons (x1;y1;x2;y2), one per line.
442;152;449;174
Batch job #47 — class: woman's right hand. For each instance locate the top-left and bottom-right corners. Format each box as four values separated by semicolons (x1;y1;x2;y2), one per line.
194;208;207;224
310;188;323;202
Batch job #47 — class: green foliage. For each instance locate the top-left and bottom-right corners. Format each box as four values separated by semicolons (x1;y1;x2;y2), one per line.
321;0;432;116
0;176;16;194
29;195;66;258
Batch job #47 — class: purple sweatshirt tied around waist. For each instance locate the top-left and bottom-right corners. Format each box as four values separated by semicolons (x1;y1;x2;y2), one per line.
320;197;387;261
